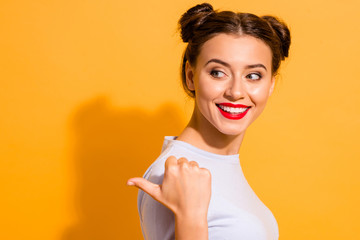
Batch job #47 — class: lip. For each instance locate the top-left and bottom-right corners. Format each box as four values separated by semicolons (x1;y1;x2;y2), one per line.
218;102;250;108
216;103;251;120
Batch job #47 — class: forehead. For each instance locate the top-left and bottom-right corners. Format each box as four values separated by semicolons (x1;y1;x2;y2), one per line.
197;34;272;68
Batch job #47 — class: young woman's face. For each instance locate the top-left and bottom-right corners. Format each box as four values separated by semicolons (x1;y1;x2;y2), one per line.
186;34;275;136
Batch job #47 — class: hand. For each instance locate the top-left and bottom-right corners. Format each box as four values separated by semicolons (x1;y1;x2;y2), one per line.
127;155;211;220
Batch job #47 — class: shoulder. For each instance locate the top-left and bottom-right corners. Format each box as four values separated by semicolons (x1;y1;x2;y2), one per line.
142;143;176;182
137;143;177;236
137;142;176;209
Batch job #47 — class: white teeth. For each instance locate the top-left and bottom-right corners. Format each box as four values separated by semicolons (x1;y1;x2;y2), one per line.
218;105;248;114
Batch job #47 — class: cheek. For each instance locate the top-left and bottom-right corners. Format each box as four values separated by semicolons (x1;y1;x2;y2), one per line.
196;78;224;103
247;83;272;106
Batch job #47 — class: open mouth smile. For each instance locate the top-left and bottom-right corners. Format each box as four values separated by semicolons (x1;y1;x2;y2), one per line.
216;103;251;120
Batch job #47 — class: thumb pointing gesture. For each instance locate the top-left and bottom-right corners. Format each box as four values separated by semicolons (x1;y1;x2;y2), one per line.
127;156;211;217
127;177;162;203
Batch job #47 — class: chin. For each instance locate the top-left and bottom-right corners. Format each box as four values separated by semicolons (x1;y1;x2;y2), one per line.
215;125;247;136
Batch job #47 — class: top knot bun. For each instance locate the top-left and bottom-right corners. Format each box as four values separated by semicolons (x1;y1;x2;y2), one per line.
179;3;214;42
261;16;291;59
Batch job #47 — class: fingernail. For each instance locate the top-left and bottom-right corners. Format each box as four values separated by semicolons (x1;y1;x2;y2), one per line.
127;181;135;186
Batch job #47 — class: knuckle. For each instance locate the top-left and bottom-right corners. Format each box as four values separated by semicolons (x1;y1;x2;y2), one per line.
177;157;189;168
179;162;190;170
167;155;177;161
189;162;199;172
177;157;188;163
165;155;177;169
189;161;199;167
167;165;178;172
201;168;212;178
166;165;179;176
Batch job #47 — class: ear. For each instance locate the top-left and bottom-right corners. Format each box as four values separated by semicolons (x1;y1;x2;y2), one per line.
269;76;276;96
185;61;195;91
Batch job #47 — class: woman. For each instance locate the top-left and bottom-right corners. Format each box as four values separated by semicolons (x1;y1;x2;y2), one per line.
128;3;291;240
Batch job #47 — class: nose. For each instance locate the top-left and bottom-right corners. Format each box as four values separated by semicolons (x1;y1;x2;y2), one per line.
224;76;245;101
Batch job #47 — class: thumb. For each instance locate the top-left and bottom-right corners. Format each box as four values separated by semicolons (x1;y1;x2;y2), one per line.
127;177;162;202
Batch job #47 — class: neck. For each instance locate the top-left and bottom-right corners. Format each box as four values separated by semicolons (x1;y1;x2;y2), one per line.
177;109;245;155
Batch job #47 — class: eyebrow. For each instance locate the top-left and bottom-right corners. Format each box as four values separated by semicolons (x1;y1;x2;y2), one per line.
205;58;267;71
245;64;267;71
205;59;231;68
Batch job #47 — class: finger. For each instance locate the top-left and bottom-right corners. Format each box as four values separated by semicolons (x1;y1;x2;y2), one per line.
199;168;212;179
189;161;199;168
177;157;189;165
164;155;177;169
127;177;162;201
177;157;191;171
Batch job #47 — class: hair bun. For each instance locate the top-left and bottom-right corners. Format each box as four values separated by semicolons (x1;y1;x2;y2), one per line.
179;3;214;42
262;16;291;59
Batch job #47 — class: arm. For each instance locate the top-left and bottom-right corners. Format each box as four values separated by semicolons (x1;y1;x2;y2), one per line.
128;156;211;240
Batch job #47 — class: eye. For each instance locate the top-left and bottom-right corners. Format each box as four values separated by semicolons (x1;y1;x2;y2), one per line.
210;70;226;78
246;73;262;81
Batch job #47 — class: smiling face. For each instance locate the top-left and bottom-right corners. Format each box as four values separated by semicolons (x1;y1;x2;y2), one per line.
185;34;275;136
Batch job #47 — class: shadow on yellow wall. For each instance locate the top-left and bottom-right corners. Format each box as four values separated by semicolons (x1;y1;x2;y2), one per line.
62;97;186;239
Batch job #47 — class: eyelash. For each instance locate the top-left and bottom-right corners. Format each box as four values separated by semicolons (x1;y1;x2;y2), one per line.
210;70;226;78
246;73;262;81
210;70;262;81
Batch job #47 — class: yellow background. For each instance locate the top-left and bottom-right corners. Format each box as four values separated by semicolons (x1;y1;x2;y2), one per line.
1;0;359;239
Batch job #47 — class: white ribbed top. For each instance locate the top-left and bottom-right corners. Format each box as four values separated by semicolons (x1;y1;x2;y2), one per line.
137;136;279;240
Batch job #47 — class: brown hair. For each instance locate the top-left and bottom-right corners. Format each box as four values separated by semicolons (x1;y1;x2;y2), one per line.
178;3;291;97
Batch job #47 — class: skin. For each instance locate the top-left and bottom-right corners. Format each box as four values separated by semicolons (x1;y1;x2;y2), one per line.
178;34;275;155
128;33;275;240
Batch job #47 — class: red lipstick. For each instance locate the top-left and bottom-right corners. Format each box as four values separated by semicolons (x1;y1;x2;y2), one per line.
216;103;251;120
